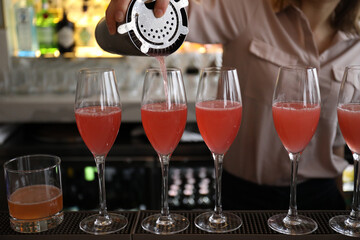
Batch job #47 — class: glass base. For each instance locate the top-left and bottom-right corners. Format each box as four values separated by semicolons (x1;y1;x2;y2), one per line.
79;213;128;235
329;215;360;237
268;213;317;235
194;211;242;233
10;211;64;233
141;213;189;235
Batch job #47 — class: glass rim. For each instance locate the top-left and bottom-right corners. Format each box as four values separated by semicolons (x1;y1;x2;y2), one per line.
345;65;360;71
4;154;61;174
146;67;181;73
279;65;317;71
78;67;115;74
201;66;237;72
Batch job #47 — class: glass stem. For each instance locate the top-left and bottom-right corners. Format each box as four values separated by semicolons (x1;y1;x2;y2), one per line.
349;153;360;223
159;154;170;220
286;152;300;222
212;153;224;217
95;155;110;225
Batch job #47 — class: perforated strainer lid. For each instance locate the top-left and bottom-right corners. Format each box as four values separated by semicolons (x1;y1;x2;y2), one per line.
118;0;189;56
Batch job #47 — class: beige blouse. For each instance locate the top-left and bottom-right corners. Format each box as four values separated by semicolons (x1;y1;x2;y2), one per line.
186;0;360;186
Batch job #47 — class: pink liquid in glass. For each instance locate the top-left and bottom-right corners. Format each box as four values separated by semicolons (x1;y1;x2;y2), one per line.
75;106;121;156
196;100;242;154
338;103;360;154
272;102;320;154
141;102;187;155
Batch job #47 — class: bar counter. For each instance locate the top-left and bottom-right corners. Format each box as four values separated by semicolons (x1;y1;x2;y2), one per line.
0;210;354;239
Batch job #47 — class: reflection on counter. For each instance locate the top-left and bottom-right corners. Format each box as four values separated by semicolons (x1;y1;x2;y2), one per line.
61;165;215;212
168;167;214;211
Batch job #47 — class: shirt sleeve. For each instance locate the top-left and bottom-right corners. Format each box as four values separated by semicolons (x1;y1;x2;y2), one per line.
186;0;264;44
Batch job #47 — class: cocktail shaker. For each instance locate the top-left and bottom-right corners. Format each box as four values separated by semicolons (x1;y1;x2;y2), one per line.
95;0;189;56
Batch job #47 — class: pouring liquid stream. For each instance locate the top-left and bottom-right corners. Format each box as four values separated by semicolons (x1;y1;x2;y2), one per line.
155;56;171;110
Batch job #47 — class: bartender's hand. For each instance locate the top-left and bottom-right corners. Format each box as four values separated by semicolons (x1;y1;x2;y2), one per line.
106;0;170;35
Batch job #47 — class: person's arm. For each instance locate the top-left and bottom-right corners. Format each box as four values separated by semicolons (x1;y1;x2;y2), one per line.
105;0;170;35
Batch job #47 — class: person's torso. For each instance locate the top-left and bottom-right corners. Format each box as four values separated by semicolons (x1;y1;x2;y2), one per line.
187;0;360;185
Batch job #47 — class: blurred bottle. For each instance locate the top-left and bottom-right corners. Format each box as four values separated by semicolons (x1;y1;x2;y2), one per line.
75;0;94;48
14;0;39;57
57;9;75;54
89;0;105;32
47;0;62;23
36;0;58;56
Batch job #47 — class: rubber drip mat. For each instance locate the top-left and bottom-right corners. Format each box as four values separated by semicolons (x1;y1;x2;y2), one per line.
0;211;136;239
133;210;354;240
0;210;355;239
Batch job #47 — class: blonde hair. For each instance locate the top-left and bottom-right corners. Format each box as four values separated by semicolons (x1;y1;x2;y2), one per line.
271;0;360;35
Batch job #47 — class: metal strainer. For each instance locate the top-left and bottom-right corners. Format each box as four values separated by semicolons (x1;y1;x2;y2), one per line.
118;0;189;56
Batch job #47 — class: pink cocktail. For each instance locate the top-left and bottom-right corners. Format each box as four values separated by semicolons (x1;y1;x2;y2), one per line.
75;68;127;235
268;66;320;235
141;102;187;155
194;67;243;233
272;102;320;153
140;68;189;234
337;104;360;153
196;100;242;154
329;66;360;237
75;106;121;156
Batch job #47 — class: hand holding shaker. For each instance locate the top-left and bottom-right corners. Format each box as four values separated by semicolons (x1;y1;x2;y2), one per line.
95;0;189;56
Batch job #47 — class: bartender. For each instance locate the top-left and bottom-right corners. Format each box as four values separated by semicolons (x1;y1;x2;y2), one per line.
106;0;360;210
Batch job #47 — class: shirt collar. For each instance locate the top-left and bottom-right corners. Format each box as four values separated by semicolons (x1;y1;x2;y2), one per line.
334;31;359;41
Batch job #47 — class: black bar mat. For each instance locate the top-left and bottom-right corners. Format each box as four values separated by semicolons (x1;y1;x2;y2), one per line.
133;210;354;240
0;210;355;239
0;211;136;240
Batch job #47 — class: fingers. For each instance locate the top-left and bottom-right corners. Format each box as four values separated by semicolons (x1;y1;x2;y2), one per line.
105;0;170;35
105;0;131;35
154;0;170;18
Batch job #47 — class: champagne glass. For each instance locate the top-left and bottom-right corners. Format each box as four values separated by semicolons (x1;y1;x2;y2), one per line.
75;68;127;235
141;68;189;234
194;67;243;233
329;65;360;237
267;66;320;235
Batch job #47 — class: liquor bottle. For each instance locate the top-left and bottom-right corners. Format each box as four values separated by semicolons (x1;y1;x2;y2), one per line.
14;0;39;57
36;0;58;56
75;1;93;48
56;9;75;54
47;0;62;23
